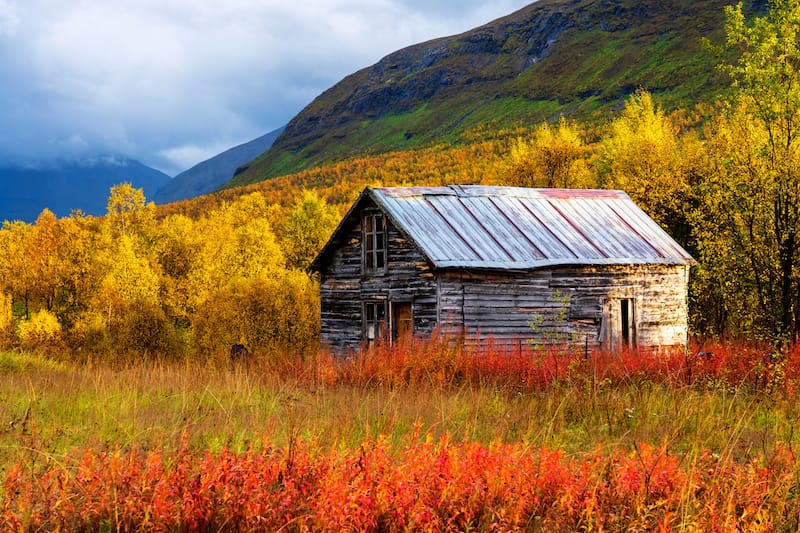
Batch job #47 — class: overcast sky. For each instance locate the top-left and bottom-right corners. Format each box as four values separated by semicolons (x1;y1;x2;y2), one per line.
0;1;533;176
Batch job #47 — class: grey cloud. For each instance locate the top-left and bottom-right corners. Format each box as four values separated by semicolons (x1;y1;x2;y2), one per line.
0;0;533;175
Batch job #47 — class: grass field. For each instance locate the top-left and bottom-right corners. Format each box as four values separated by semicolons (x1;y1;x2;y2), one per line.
2;340;800;530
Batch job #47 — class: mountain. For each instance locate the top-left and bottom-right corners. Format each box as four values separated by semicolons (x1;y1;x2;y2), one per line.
227;0;736;188
0;156;171;223
154;127;284;204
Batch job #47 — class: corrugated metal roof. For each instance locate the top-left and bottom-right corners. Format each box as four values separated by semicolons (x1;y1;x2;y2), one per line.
369;185;694;270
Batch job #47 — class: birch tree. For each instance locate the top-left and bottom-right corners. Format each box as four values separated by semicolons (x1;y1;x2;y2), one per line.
697;0;800;341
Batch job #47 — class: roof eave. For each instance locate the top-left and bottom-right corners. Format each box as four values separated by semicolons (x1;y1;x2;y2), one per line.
431;257;695;272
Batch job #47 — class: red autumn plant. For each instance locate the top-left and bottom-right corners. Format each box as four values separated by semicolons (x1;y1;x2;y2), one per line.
307;334;800;397
6;339;800;529
3;435;800;531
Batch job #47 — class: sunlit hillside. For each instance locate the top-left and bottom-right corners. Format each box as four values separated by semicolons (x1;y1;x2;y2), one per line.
157;125;524;218
229;0;737;186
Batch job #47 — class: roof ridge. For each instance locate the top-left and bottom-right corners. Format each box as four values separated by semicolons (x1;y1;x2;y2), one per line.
374;185;629;200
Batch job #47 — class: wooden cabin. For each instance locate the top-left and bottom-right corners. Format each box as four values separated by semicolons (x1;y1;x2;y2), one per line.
309;186;694;353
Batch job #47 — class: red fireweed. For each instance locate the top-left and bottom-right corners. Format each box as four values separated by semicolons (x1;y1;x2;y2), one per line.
306;336;798;396
3;436;799;531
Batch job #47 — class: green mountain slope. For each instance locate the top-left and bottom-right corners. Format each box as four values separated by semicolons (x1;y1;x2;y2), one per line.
228;0;739;188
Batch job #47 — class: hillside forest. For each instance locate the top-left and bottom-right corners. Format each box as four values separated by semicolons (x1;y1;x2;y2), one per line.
2;1;800;361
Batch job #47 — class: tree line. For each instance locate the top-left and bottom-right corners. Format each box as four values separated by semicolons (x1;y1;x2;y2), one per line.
0;186;339;361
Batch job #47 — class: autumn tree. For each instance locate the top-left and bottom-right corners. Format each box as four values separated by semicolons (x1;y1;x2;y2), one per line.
192;271;320;360
25;210;63;312
694;0;800;341
0;220;34;319
187;193;286;312
76;184;174;355
597;89;698;248
54;214;105;330
0;181;326;358
504;117;592;189
276;190;341;269
106;182;156;243
154;214;201;327
181;192;308;359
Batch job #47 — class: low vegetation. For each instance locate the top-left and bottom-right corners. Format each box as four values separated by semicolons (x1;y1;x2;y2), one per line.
2;340;800;530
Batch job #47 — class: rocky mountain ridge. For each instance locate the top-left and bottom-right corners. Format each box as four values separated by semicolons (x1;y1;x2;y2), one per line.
228;0;739;187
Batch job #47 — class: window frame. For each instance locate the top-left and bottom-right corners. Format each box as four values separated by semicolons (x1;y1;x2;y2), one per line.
363;300;389;345
362;211;387;274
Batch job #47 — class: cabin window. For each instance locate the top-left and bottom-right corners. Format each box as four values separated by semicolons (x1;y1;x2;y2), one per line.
600;297;637;349
363;301;388;344
363;212;387;273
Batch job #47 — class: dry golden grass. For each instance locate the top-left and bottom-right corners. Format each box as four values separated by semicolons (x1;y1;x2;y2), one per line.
2;345;798;478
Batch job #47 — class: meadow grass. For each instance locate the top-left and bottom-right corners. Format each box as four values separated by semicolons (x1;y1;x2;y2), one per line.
2;342;798;474
4;342;800;529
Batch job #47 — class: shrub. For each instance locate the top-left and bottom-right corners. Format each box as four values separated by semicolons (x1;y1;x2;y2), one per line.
109;300;181;358
17;309;62;350
191;271;319;360
64;311;109;353
4;438;800;531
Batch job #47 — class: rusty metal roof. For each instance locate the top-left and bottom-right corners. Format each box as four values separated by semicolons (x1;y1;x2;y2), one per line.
367;185;694;270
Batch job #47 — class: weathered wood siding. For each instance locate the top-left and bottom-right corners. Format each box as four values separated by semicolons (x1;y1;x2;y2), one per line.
437;264;689;351
318;204;437;352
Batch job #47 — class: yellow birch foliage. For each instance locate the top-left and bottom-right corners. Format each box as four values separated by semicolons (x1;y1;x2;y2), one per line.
106;182;156;240
277;190;341;270
153;214;202;325
188;194;285;312
504;118;593;189
597;89;696;247
191;270;319;359
25;210;63;312
99;235;161;312
0;221;34;318
49;214;105;329
691;0;800;341
18;308;62;350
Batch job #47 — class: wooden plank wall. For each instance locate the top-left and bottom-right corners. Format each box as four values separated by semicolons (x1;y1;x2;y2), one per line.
318;214;362;351
318;198;689;353
318;204;438;352
438;264;689;351
550;265;690;349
